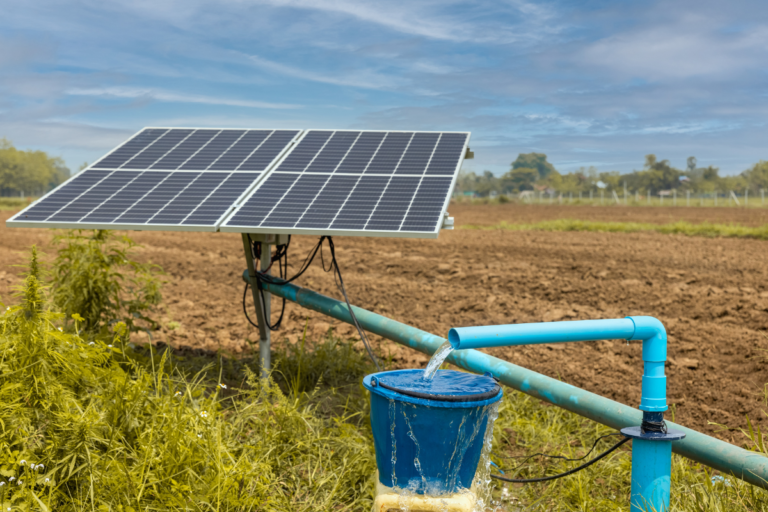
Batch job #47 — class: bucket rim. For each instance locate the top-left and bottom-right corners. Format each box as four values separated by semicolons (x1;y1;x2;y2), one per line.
363;370;503;408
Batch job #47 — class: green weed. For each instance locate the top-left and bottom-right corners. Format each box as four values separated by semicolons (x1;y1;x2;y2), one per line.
50;230;164;336
463;219;768;240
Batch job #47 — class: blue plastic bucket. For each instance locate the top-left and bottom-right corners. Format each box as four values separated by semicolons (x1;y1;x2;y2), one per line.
363;369;502;495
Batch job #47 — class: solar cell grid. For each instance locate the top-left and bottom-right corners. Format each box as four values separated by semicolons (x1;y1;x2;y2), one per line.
222;129;468;237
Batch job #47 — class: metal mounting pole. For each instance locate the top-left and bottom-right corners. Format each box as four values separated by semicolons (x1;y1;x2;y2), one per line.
242;233;272;377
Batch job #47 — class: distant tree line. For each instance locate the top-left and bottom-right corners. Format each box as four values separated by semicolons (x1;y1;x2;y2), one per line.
0;139;70;197
457;153;768;197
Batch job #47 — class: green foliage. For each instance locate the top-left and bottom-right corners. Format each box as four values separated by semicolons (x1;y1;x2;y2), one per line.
50;230;163;335
0;251;376;511
463;219;768;240
511;153;557;180
502;167;539;192
0;139;69;197
491;389;768;511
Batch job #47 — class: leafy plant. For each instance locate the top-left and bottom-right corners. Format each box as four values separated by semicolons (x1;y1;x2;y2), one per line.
50;230;163;336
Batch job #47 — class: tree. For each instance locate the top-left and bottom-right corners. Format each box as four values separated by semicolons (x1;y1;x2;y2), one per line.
501;167;539;192
511;153;557;180
0;139;70;196
743;161;768;191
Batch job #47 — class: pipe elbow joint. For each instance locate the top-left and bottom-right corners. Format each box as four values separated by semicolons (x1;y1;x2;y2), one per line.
628;316;668;412
628;316;667;362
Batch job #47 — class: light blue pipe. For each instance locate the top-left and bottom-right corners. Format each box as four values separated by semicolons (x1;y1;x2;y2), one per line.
242;272;768;494
449;318;680;512
449;317;667;412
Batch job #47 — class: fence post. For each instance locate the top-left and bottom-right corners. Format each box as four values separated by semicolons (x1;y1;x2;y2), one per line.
635;190;639;203
601;190;604;204
648;190;651;205
570;192;573;203
673;189;676;206
762;189;765;205
660;193;663;206
590;190;593;202
715;191;718;207
700;192;703;207
745;189;748;207
686;190;690;206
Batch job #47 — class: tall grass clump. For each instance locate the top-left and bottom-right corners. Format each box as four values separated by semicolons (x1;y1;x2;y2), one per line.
464;219;768;240
50;230;163;336
0;247;376;511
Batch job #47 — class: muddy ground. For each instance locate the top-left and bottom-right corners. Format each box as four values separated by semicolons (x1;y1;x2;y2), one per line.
2;204;767;442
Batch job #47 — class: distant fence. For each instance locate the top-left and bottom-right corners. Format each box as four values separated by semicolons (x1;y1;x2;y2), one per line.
460;189;767;207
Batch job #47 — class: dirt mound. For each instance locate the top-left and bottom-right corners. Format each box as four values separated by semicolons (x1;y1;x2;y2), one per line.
2;204;767;442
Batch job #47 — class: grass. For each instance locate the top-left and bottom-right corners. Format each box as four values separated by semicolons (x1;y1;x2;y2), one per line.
463;219;768;240
0;248;377;511
0;197;32;211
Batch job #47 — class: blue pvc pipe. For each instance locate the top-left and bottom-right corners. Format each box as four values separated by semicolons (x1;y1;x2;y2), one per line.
244;272;768;492
449;317;667;412
450;318;674;511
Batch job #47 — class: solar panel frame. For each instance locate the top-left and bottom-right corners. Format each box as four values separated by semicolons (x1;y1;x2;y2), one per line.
6;127;304;232
219;129;470;239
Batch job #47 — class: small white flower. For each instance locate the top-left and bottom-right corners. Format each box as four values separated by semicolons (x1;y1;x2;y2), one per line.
58;327;63;331
197;434;202;438
175;391;182;397
9;477;15;482
36;464;44;471
44;478;49;483
0;482;4;486
200;411;208;418
19;460;25;466
89;342;95;346
108;345;113;348
17;481;22;486
219;383;227;389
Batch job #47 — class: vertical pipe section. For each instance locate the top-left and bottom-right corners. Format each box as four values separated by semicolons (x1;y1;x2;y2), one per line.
632;440;672;511
248;275;768;491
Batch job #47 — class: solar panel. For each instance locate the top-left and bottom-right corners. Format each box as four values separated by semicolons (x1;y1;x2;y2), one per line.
220;130;469;238
7;127;301;231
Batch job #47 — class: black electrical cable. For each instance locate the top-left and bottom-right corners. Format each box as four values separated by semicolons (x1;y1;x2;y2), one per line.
641;419;668;434
490;435;630;483
325;236;381;371
492;432;622;466
242;235;381;370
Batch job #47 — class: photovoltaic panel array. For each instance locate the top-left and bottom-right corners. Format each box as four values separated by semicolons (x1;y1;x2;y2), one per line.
7;128;301;231
221;130;469;238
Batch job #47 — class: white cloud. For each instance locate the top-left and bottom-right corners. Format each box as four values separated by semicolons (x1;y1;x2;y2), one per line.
580;16;768;80
66;87;300;109
243;53;404;89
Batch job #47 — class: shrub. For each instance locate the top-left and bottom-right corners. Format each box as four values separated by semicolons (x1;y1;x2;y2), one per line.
50;230;163;336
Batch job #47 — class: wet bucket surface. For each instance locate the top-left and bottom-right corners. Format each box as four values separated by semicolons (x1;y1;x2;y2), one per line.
363;369;503;495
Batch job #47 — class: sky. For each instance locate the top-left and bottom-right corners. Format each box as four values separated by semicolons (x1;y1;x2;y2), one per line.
1;0;767;176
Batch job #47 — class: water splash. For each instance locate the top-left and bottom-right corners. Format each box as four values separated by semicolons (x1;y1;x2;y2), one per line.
423;341;454;381
472;402;501;512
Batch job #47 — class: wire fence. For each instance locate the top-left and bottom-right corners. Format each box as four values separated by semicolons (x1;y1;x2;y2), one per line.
468;189;768;208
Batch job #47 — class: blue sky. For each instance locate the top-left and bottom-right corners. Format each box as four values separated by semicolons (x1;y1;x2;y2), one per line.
2;0;767;176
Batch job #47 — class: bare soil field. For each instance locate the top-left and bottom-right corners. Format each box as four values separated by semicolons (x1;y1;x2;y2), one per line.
2;204;768;441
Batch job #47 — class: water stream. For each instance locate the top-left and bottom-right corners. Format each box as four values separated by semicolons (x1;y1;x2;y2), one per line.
422;341;454;381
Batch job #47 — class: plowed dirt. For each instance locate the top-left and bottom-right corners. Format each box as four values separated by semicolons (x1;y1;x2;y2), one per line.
2;204;768;442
